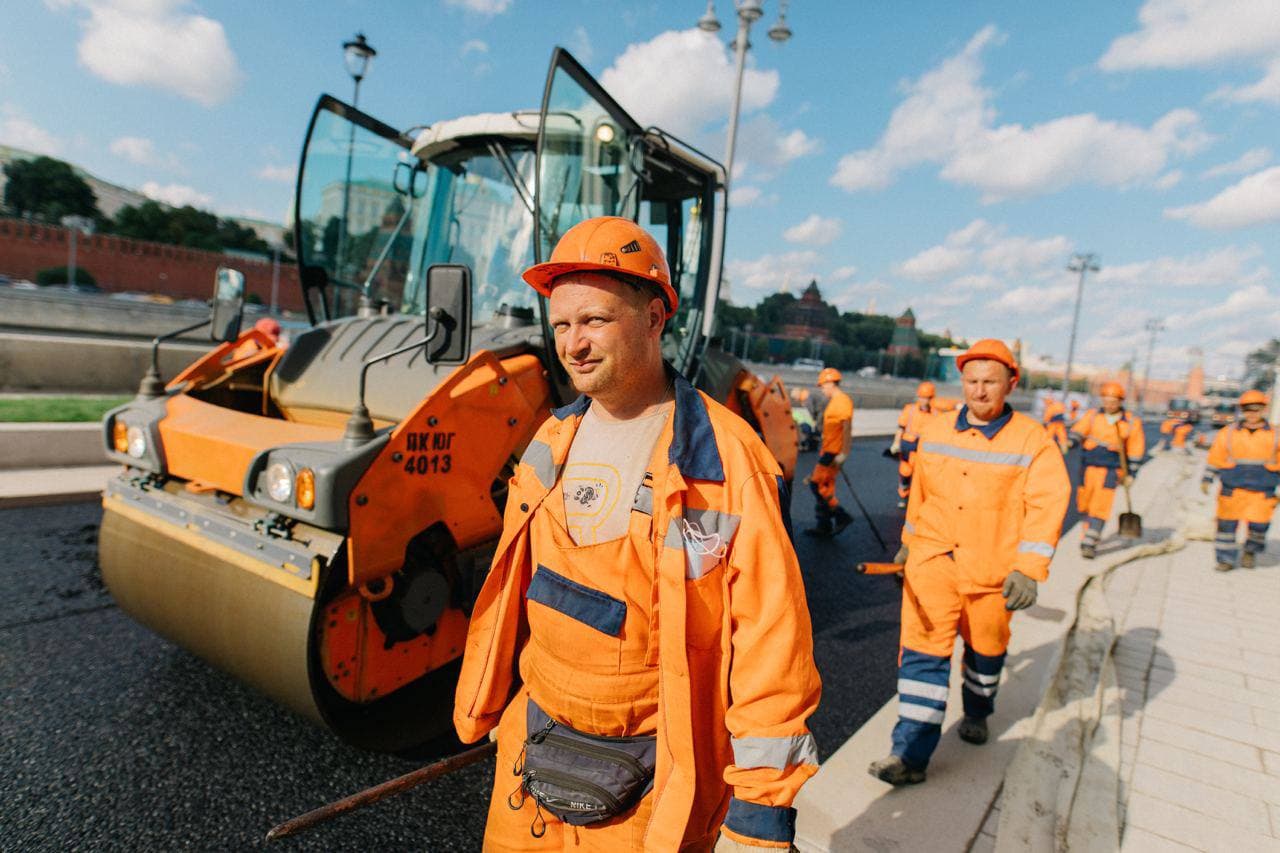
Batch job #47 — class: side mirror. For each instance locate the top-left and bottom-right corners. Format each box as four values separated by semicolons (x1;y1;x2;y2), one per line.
211;266;246;343
425;264;471;364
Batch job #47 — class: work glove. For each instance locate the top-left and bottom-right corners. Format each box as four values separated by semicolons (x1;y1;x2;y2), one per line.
893;544;909;565
1002;570;1037;611
715;834;798;853
890;439;901;456
1201;480;1211;495
1122;475;1134;487
834;452;848;467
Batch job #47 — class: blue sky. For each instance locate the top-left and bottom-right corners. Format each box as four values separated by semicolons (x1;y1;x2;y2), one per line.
4;0;1280;379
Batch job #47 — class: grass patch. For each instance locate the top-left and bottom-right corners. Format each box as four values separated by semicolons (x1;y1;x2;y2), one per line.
0;396;133;423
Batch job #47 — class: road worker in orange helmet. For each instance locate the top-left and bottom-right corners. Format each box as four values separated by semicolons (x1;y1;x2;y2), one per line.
1158;413;1194;454
804;367;855;537
1041;393;1070;454
1070;380;1145;559
869;339;1069;785
1202;390;1279;571
891;381;938;509
454;216;821;850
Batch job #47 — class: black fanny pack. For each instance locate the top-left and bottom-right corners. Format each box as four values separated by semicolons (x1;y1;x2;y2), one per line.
510;698;657;831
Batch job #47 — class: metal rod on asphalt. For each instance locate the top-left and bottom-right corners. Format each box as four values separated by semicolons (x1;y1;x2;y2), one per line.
838;468;888;553
265;740;497;842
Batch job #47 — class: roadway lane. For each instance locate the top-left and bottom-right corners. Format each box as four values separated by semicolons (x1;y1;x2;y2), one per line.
0;424;1162;848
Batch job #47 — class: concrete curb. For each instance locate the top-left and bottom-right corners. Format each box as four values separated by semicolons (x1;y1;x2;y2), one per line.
0;465;117;509
0;422;107;469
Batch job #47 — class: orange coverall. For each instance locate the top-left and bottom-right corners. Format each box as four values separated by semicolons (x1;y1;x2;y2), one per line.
895;401;935;501
809;389;854;528
455;374;821;850
1071;409;1145;550
1159;417;1193;452
1042;398;1069;453
895;406;1069;769
1204;424;1280;565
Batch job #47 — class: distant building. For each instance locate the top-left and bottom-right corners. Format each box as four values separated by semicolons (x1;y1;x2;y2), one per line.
887;308;921;357
778;279;833;342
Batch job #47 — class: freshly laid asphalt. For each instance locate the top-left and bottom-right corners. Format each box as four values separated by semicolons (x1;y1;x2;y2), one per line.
0;427;1148;851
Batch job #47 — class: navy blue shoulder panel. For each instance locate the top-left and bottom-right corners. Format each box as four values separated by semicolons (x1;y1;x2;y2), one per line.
669;373;725;482
552;394;591;420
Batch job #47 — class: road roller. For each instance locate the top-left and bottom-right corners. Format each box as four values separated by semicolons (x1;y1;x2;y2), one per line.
98;49;797;753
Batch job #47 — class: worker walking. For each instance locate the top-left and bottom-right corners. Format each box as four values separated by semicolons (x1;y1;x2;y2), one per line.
453;217;821;851
1071;382;1145;559
1042;394;1070;454
1159;415;1194;453
869;340;1069;785
891;381;938;509
1202;390;1279;572
805;367;855;537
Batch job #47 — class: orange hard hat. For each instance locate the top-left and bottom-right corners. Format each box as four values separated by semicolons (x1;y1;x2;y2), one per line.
521;216;676;318
253;317;281;340
1099;381;1126;400
916;381;936;398
955;339;1019;381
1240;389;1269;407
817;367;842;385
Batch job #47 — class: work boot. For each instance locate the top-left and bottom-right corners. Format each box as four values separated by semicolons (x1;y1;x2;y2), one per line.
867;755;925;786
1081;543;1096;560
1241;552;1257;569
1215;560;1234;572
958;716;988;745
831;507;854;536
803;520;832;538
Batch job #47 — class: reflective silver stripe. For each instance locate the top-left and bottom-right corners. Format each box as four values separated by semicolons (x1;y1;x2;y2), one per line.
1018;541;1055;558
730;734;819;770
920;442;1032;468
963;668;999;685
898;678;949;702
521;440;558;488
1233;460;1267;466
632;482;653;515
903;520;916;534
898;702;945;724
669;507;741;580
963;679;998;697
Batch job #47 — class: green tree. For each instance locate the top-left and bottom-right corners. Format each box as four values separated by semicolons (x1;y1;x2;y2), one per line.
2;156;102;223
35;265;97;286
106;201;270;254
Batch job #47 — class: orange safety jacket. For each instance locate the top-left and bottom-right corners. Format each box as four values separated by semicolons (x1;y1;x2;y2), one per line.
902;406;1070;588
1042;399;1068;450
818;389;853;466
897;402;935;449
1071;408;1145;471
454;372;821;849
1205;423;1280;494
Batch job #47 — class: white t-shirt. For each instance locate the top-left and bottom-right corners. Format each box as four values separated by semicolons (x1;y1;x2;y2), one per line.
561;403;671;545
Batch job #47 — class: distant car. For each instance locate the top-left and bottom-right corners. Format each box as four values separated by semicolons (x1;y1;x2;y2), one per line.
793;358;824;371
5;278;38;290
856;366;878;378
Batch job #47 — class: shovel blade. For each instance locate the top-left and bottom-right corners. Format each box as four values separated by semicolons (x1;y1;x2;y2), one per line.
1119;512;1143;539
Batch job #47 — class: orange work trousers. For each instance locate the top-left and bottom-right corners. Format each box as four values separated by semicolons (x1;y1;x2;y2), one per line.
1077;465;1119;523
900;553;1013;659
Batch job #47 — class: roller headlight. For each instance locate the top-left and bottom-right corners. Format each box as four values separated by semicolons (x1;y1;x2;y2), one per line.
112;421;129;453
266;461;295;504
125;425;147;459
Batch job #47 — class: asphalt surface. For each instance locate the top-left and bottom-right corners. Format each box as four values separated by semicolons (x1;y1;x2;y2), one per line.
0;426;1161;850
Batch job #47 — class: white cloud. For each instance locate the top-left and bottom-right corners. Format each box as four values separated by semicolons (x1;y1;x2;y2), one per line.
725;249;820;295
831;25;1211;201
600;29;778;140
1098;246;1269;288
987;281;1077;314
445;0;512;15
569;25;593;65
1211;58;1280;105
729;185;763;207
1165;166;1280;229
829;265;858;282
894;219;1072;283
256;164;295;183
55;0;242;106
1190;283;1280;324
1201;147;1271;179
775;129;820;163
783;214;841;246
895;244;972;281
460;39;488;55
1099;0;1280;70
1152;169;1183;190
0;104;63;155
141;180;212;208
109;135;182;171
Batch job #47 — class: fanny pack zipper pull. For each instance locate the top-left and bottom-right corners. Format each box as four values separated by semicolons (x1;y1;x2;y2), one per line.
530;718;556;744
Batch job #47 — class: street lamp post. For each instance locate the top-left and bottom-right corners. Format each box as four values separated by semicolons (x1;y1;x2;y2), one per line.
1061;253;1099;400
697;1;791;196
1140;318;1165;413
337;33;376;310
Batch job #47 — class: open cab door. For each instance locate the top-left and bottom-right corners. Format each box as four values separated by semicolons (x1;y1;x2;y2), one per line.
534;48;726;392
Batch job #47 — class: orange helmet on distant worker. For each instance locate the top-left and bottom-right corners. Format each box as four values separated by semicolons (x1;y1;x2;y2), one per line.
522;217;676;318
817;367;842;385
916;381;936;399
253;317;281;342
1240;389;1269;407
1099;381;1126;400
955;339;1019;381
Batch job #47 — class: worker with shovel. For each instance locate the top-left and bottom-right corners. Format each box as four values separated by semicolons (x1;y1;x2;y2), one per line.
868;339;1069;785
1071;382;1146;559
804;367;855;537
1202;390;1280;572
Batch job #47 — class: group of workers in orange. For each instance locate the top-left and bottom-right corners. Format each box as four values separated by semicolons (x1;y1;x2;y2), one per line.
449;216;1272;848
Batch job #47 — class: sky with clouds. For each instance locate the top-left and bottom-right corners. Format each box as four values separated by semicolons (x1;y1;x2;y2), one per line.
4;0;1280;379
